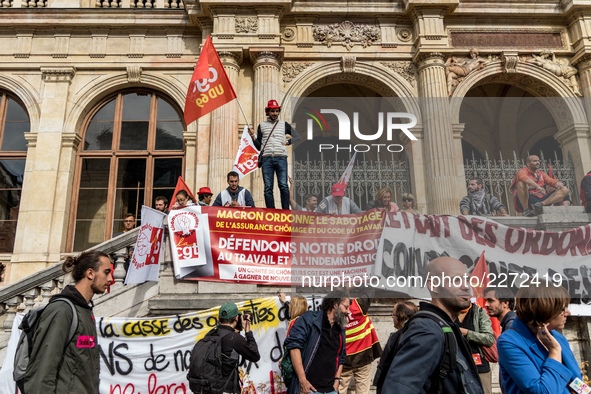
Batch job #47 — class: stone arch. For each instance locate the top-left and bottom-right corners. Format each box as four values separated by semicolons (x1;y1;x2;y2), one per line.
0;75;40;129
64;71;189;135
450;61;587;128
281;61;421;121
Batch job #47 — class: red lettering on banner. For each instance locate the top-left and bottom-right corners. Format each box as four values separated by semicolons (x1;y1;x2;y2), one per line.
457;216;473;241
505;227;524;253
523;229;542;254
414;215;449;238
148;373;187;394
540;232;558;256
110;383;135;394
402;212;411;228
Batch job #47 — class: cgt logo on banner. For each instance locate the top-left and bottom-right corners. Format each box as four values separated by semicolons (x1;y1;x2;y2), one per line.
168;209;208;274
305;108;418;153
233;125;260;179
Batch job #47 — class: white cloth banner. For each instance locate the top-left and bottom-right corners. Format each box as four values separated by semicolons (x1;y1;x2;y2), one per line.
1;297;299;394
233;125;260;179
374;213;591;309
125;206;167;284
338;152;357;185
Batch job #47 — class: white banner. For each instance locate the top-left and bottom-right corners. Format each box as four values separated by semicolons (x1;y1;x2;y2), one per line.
125;206;167;284
233;125;260;179
374;213;591;309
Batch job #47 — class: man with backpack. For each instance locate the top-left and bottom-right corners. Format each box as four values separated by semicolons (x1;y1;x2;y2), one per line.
19;250;112;393
382;257;484;394
188;302;260;394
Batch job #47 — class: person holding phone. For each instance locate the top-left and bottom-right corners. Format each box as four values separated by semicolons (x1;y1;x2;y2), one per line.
498;284;582;394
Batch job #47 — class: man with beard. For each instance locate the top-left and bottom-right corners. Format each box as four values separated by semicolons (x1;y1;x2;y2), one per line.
510;155;569;216
248;99;296;210
382;257;484;394
23;251;112;393
212;171;255;207
288;177;318;211
460;177;508;216
284;290;348;394
484;287;516;332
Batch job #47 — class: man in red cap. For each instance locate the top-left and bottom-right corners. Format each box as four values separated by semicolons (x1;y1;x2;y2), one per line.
315;183;362;215
197;186;213;206
248;99;296;210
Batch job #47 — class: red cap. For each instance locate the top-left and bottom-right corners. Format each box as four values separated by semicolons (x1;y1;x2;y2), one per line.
266;99;281;109
331;183;346;197
197;186;213;196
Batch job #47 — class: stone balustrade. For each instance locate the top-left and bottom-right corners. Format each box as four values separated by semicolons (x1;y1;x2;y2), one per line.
0;0;183;8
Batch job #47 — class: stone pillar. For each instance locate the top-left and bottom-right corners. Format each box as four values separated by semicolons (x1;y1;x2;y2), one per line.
249;48;284;207
207;50;243;195
10;67;75;282
415;53;465;214
571;57;591;182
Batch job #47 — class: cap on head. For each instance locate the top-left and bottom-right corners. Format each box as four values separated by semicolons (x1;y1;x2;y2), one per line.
266;99;281;110
219;302;239;319
331;183;346;197
198;186;213;196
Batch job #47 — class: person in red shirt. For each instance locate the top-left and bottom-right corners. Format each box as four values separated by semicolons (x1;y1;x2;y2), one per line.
581;170;591;213
510;155;569;216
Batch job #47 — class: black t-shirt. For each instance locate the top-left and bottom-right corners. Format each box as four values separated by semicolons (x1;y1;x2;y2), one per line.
306;313;342;392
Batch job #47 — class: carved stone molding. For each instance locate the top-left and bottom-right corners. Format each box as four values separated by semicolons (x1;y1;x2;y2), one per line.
573;53;591;72
313;21;381;51
301;74;395;98
14;31;33;59
341;56;356;73
413;52;445;70
24;132;38;148
527;50;580;96
282;62;312;83
127;66;142;84
41;67;75;83
502;52;519;73
235;17;258;33
445;49;490;95
61;133;82;149
52;33;70;59
397;28;412;42
127;31;146;59
249;48;284;68
381;61;417;87
219;50;243;70
90;31;108;59
282;27;296;42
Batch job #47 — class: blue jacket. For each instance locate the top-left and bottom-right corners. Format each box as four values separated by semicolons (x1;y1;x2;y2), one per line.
283;310;346;394
498;317;581;394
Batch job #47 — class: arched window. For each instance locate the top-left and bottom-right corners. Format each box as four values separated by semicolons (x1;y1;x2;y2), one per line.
71;91;184;251
0;92;29;253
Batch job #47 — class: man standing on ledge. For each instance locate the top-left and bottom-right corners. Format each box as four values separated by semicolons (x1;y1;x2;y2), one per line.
510;155;569;216
249;99;296;210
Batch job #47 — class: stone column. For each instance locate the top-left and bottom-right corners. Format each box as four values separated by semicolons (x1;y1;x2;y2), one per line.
249;48;284;207
207;50;243;195
571;56;591;183
415;53;465;214
10;67;75;282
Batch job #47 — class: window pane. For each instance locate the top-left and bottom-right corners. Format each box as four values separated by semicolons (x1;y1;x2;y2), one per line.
85;100;115;151
0;159;25;252
3;100;29;151
153;158;182;187
80;158;111;188
76;188;108;220
122;93;150;121
155;98;183;150
114;158;145;234
120;121;148;150
73;220;106;251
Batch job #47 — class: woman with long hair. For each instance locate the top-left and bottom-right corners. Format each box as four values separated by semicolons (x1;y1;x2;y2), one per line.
367;186;399;212
498;284;581;393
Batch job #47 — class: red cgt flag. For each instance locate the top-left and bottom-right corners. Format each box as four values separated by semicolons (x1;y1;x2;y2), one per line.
184;36;237;126
471;251;502;336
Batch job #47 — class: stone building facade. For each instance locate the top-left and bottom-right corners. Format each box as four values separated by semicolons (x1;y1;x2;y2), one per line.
0;0;591;283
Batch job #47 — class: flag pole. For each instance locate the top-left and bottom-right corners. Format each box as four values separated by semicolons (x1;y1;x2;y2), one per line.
235;97;252;131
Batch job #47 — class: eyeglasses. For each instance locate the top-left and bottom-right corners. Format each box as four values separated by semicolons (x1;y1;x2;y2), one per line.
403;199;413;202
340;303;350;310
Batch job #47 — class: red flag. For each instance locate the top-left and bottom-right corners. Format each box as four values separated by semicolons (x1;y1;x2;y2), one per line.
471;251;502;336
233;125;260;179
171;176;196;208
184;36;237;125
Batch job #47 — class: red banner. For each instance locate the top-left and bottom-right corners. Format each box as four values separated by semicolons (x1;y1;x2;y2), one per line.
184;36;237;125
168;206;385;286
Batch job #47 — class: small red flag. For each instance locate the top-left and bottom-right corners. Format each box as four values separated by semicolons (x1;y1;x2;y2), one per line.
184;36;237;126
471;251;502;336
171;176;197;209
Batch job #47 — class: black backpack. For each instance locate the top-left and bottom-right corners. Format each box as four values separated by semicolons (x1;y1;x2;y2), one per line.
373;311;457;394
13;297;78;394
187;327;235;394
